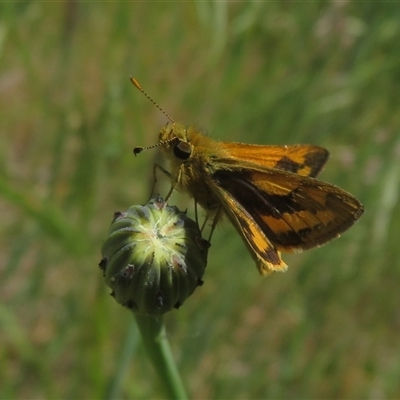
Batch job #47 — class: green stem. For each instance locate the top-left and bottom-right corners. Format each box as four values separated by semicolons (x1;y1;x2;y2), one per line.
135;314;188;400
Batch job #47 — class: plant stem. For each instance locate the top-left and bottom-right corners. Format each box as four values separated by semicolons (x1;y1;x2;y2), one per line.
135;314;188;400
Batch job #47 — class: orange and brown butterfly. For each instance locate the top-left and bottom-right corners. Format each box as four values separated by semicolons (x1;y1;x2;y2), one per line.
131;77;364;276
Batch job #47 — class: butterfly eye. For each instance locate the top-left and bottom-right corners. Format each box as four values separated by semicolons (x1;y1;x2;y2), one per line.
174;141;192;161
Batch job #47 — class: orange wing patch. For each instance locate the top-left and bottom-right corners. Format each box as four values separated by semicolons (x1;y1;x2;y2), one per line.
213;166;363;254
212;186;288;275
220;143;329;178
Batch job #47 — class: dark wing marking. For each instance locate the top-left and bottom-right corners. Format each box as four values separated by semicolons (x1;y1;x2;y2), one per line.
219;143;329;178
213;167;364;251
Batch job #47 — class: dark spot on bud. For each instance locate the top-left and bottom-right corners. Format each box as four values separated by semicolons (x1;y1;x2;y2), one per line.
171;254;187;273
174;301;182;309
112;211;126;222
110;291;115;297
98;257;109;275
112;264;136;286
174;241;187;250
149;252;155;266
196;237;211;252
156;291;165;308
153;195;165;210
173;219;185;228
124;300;136;309
120;264;135;280
197;278;204;286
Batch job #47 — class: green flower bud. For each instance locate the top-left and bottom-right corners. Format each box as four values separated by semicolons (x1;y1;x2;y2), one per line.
99;196;209;315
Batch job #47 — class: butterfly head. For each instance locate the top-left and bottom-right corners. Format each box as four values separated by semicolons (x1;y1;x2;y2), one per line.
158;123;194;162
133;122;194;164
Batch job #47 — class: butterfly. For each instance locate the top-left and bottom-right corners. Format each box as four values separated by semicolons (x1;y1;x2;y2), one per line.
132;78;364;276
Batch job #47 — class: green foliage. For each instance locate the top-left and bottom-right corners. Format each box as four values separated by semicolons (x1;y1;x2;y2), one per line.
1;2;399;398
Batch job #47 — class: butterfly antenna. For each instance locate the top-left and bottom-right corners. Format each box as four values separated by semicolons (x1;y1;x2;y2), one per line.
130;77;175;124
133;136;178;156
131;77;178;156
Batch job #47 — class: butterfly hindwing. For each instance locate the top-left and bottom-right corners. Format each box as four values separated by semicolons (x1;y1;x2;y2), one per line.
210;181;288;275
212;166;363;253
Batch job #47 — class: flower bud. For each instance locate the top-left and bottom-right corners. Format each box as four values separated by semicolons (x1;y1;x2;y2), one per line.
99;196;209;315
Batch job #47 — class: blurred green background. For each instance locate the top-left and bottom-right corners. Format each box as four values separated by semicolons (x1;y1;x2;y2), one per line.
1;2;400;399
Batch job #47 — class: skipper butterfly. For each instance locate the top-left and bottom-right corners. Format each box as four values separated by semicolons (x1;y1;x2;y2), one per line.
132;78;364;276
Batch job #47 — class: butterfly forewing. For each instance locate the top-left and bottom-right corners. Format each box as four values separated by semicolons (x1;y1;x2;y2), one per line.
220;143;329;178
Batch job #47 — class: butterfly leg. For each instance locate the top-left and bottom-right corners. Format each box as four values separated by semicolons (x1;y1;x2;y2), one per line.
164;167;182;202
194;200;201;227
207;206;223;242
199;214;210;233
147;163;176;202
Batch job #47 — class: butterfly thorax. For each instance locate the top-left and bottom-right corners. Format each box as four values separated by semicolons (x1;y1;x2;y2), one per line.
159;123;229;212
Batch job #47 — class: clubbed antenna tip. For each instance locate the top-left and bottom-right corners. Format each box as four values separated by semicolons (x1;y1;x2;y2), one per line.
130;76;175;124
